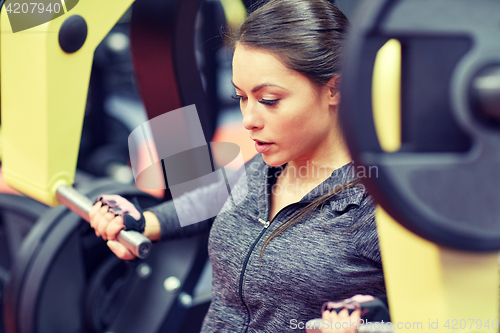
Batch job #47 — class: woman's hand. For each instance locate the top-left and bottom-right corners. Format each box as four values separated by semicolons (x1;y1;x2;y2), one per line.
321;307;360;333
89;200;136;261
320;295;374;333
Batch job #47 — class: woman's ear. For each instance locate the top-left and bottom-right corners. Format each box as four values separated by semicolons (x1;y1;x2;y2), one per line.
327;75;341;106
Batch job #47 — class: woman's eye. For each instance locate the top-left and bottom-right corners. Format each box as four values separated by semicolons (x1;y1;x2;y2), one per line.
259;99;278;106
231;94;245;101
231;94;277;106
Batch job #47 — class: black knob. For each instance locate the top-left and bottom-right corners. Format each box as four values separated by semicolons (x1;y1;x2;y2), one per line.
59;15;88;53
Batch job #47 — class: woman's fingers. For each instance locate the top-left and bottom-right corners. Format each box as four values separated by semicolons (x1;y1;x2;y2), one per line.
96;211;116;240
106;216;125;240
89;199;136;261
348;309;361;333
348;295;375;303
321;308;362;333
90;204;114;239
322;308;335;321
338;308;352;322
90;204;109;235
89;200;102;220
89;201;103;230
320;295;371;333
338;308;360;333
321;310;340;333
107;240;136;260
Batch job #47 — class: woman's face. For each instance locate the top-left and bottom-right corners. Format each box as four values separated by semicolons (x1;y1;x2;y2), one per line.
232;44;340;167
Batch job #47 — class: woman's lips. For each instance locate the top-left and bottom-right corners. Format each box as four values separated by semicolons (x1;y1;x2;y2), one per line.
253;139;274;154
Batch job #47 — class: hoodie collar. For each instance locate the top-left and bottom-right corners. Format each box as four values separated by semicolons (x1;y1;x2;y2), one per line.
254;158;366;220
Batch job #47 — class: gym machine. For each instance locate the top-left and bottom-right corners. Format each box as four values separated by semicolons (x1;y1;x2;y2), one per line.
340;0;500;331
0;0;150;254
3;0;498;333
0;0;220;331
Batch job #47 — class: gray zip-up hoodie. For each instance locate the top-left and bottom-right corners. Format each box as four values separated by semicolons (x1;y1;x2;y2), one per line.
149;153;385;333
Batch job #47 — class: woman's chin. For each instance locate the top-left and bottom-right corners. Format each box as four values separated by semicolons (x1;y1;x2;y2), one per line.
261;154;287;168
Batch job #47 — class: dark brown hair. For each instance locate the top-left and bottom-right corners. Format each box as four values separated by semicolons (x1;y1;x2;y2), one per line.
230;0;352;259
230;0;349;86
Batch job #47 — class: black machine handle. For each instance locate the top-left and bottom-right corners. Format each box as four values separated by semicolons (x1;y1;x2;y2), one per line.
56;185;152;259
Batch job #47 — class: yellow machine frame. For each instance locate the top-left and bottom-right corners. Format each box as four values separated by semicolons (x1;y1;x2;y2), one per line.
1;0;135;206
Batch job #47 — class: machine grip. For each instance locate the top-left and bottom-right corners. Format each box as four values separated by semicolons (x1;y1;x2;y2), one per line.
56;185;152;259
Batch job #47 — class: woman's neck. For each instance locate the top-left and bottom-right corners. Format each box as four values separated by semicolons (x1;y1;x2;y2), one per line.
283;131;351;181
281;152;351;185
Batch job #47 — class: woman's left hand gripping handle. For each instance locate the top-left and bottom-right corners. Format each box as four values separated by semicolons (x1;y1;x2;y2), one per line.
89;195;146;261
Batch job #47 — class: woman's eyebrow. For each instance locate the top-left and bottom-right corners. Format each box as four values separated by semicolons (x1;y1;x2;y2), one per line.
231;80;287;93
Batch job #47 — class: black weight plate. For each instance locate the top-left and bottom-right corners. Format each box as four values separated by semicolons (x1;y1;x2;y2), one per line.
3;205;67;333
0;194;48;277
0;194;49;266
84;255;135;332
4;179;209;333
340;0;500;251
0;194;48;333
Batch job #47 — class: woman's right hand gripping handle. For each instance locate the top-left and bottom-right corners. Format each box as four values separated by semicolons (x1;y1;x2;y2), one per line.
89;195;161;260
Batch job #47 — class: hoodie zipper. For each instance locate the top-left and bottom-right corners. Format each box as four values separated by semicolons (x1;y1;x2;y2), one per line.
258;218;270;228
238;207;290;333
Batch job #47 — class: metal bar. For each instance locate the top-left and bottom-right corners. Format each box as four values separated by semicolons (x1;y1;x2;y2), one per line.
56;185;151;258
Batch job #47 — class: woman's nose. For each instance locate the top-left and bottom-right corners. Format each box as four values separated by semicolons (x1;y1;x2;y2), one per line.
242;102;263;131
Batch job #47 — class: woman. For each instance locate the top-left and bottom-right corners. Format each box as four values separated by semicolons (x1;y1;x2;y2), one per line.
90;0;385;332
